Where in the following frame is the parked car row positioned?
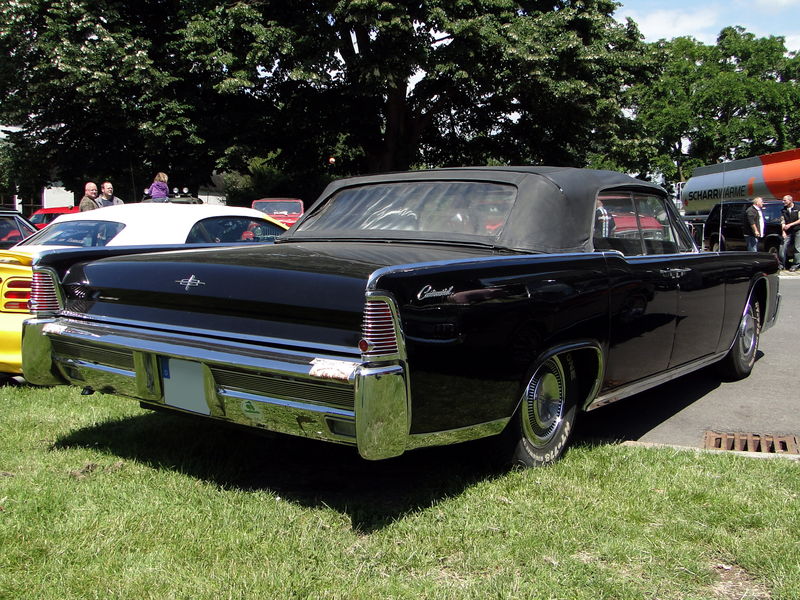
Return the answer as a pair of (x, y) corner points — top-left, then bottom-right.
(0, 203), (287, 375)
(16, 167), (780, 470)
(703, 199), (785, 254)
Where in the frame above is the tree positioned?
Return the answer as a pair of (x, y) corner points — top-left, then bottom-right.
(1, 1), (652, 203)
(627, 27), (800, 185)
(0, 0), (223, 201)
(179, 0), (653, 174)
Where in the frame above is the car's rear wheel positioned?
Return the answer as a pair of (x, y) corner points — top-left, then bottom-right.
(507, 354), (578, 468)
(719, 296), (761, 380)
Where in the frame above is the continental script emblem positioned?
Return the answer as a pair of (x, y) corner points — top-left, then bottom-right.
(417, 284), (454, 300)
(175, 274), (206, 291)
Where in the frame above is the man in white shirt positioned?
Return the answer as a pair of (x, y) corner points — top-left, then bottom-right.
(744, 196), (765, 252)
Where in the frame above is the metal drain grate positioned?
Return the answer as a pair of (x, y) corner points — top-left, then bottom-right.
(704, 431), (800, 454)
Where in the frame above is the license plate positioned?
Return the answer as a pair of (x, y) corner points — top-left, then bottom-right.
(161, 358), (210, 415)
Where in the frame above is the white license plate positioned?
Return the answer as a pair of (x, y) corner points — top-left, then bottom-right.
(161, 358), (210, 415)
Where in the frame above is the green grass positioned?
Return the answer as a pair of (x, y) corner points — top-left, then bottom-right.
(1, 381), (798, 599)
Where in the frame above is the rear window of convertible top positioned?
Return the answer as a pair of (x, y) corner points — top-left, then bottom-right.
(296, 181), (517, 238)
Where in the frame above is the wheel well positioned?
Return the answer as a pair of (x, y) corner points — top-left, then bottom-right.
(751, 278), (768, 327)
(561, 347), (602, 412)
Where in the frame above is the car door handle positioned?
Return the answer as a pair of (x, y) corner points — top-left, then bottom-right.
(659, 268), (691, 279)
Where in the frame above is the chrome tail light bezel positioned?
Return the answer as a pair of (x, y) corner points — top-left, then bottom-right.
(361, 294), (406, 361)
(29, 266), (64, 316)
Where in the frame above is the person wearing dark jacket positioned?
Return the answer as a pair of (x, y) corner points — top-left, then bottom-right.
(78, 181), (100, 211)
(743, 196), (765, 252)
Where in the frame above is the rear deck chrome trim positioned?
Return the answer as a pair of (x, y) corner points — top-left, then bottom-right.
(56, 311), (360, 359)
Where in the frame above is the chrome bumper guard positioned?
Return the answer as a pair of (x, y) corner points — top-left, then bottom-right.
(22, 318), (410, 460)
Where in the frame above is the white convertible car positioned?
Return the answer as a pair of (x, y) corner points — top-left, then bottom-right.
(14, 203), (287, 250)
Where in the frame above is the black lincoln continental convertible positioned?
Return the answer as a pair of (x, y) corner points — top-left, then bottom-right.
(22, 167), (780, 467)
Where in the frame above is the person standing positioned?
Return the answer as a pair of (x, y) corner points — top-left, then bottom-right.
(594, 198), (616, 238)
(78, 181), (100, 211)
(146, 172), (169, 202)
(97, 181), (124, 207)
(743, 196), (765, 252)
(780, 194), (800, 270)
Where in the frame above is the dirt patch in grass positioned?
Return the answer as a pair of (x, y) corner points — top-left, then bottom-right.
(711, 563), (771, 599)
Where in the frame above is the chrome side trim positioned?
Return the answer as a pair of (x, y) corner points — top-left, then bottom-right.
(366, 252), (604, 291)
(587, 350), (727, 411)
(407, 417), (510, 450)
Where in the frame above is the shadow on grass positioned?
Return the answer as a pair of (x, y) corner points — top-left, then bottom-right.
(52, 360), (738, 531)
(53, 410), (509, 533)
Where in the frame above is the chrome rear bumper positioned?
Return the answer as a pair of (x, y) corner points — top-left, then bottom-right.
(22, 317), (409, 460)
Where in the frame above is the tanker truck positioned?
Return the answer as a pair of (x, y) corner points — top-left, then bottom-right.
(681, 148), (800, 250)
(681, 148), (800, 216)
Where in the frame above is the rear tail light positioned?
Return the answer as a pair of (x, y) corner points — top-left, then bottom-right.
(30, 270), (62, 315)
(360, 298), (399, 357)
(2, 278), (31, 312)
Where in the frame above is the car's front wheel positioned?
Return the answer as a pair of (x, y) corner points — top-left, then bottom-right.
(719, 296), (761, 380)
(507, 354), (578, 468)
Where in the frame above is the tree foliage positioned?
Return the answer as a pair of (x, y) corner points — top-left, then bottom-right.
(0, 0), (652, 203)
(628, 27), (800, 184)
(2, 2), (798, 204)
(0, 0), (223, 201)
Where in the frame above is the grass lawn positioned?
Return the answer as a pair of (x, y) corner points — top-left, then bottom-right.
(1, 381), (798, 599)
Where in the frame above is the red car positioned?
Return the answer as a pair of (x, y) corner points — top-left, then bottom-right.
(251, 198), (304, 227)
(29, 206), (80, 229)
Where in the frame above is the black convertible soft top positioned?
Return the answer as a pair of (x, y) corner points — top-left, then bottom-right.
(283, 166), (667, 253)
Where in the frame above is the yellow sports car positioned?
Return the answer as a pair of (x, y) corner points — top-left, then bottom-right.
(0, 250), (36, 373)
(0, 203), (288, 376)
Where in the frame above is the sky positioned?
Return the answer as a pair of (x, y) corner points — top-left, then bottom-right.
(614, 0), (800, 52)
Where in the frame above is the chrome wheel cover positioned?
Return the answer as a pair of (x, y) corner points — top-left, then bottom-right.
(738, 304), (757, 359)
(521, 357), (566, 448)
